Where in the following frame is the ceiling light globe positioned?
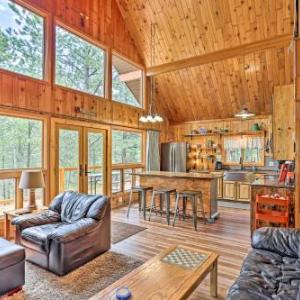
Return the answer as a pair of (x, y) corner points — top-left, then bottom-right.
(139, 116), (148, 123)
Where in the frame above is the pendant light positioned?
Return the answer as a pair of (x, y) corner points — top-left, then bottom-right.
(234, 107), (255, 119)
(139, 23), (163, 123)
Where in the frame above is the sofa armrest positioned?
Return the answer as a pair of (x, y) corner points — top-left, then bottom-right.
(12, 210), (61, 230)
(252, 227), (300, 258)
(48, 218), (98, 243)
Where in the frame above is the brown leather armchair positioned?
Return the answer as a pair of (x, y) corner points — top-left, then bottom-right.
(12, 191), (111, 276)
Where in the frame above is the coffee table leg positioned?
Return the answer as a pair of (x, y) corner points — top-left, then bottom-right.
(210, 261), (218, 297)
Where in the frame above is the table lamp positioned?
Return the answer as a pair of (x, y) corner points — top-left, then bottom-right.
(19, 170), (45, 211)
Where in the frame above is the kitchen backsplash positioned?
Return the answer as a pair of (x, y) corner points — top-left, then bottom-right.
(224, 156), (279, 172)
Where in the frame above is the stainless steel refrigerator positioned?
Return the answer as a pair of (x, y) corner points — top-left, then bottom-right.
(161, 142), (187, 172)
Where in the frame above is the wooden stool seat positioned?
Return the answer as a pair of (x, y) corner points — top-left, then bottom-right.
(152, 188), (176, 194)
(148, 188), (177, 225)
(131, 186), (153, 192)
(173, 190), (206, 230)
(178, 190), (202, 196)
(127, 186), (153, 220)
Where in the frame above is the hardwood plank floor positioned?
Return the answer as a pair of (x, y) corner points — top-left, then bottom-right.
(111, 205), (251, 300)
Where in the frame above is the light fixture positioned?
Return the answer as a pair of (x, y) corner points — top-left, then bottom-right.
(139, 23), (163, 124)
(234, 107), (255, 119)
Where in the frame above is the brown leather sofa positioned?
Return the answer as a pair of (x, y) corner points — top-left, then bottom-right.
(12, 191), (111, 276)
(227, 227), (300, 300)
(0, 238), (25, 295)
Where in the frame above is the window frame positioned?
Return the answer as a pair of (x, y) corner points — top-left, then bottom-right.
(0, 109), (48, 214)
(111, 127), (145, 167)
(54, 20), (108, 98)
(0, 0), (49, 82)
(222, 133), (265, 167)
(111, 51), (145, 109)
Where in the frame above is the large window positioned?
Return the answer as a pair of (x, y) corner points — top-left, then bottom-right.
(55, 26), (105, 97)
(0, 0), (44, 79)
(112, 54), (143, 108)
(112, 130), (142, 165)
(0, 115), (43, 169)
(0, 114), (44, 216)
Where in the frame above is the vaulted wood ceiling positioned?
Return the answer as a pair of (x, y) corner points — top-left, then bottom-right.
(116, 0), (295, 122)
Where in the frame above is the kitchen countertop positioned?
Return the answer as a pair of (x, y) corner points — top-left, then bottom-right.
(133, 171), (222, 179)
(251, 177), (294, 189)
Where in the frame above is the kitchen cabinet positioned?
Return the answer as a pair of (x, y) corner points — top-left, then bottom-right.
(223, 180), (251, 202)
(217, 176), (223, 199)
(237, 182), (251, 201)
(273, 85), (295, 160)
(223, 181), (236, 200)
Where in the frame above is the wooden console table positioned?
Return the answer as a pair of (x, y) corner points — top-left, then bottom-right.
(4, 206), (48, 240)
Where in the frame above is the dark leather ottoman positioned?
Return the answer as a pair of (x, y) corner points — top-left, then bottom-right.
(0, 238), (25, 296)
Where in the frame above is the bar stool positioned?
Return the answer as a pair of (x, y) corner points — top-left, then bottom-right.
(173, 190), (206, 230)
(148, 188), (176, 225)
(127, 186), (153, 220)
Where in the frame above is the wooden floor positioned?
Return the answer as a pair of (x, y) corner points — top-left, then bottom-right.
(111, 205), (251, 300)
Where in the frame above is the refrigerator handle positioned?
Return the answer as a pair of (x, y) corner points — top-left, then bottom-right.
(172, 145), (176, 172)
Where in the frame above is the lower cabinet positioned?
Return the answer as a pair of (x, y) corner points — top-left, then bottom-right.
(223, 181), (237, 200)
(237, 183), (251, 201)
(223, 181), (251, 202)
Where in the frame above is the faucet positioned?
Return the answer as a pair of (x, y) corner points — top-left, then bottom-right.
(239, 156), (244, 171)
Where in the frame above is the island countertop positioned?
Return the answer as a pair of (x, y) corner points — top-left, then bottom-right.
(133, 171), (222, 179)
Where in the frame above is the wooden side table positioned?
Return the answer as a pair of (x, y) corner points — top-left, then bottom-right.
(4, 206), (48, 240)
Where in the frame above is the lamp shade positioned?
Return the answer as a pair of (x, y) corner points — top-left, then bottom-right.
(19, 170), (45, 189)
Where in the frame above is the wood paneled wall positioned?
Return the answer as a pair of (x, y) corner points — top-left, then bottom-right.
(0, 0), (169, 133)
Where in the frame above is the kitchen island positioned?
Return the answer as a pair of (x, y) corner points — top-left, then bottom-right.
(135, 171), (221, 222)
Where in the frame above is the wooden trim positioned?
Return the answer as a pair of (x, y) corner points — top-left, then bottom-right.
(146, 35), (292, 76)
(106, 48), (112, 100)
(295, 38), (300, 228)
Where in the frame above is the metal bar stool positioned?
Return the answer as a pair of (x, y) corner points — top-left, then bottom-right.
(173, 190), (206, 230)
(148, 188), (176, 225)
(127, 186), (153, 220)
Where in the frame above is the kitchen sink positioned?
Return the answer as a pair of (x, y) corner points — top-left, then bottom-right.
(223, 171), (255, 182)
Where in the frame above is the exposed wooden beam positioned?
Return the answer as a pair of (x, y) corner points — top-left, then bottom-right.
(119, 70), (142, 82)
(146, 34), (292, 76)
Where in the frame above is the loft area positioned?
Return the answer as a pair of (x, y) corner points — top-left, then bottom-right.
(0, 0), (299, 300)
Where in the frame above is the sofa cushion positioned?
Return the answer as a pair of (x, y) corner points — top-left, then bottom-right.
(0, 238), (25, 270)
(86, 196), (108, 221)
(60, 192), (100, 223)
(252, 227), (300, 259)
(21, 223), (64, 252)
(227, 249), (300, 300)
(49, 192), (65, 214)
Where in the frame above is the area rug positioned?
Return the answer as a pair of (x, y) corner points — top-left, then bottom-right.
(112, 221), (147, 244)
(11, 252), (143, 300)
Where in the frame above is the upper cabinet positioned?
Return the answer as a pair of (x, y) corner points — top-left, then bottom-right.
(273, 85), (295, 160)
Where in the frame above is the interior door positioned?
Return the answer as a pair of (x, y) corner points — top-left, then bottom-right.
(57, 125), (83, 193)
(84, 128), (107, 195)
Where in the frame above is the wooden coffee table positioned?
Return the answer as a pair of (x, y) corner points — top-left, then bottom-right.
(90, 245), (219, 300)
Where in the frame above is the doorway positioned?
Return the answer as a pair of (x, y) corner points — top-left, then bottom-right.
(55, 124), (107, 196)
